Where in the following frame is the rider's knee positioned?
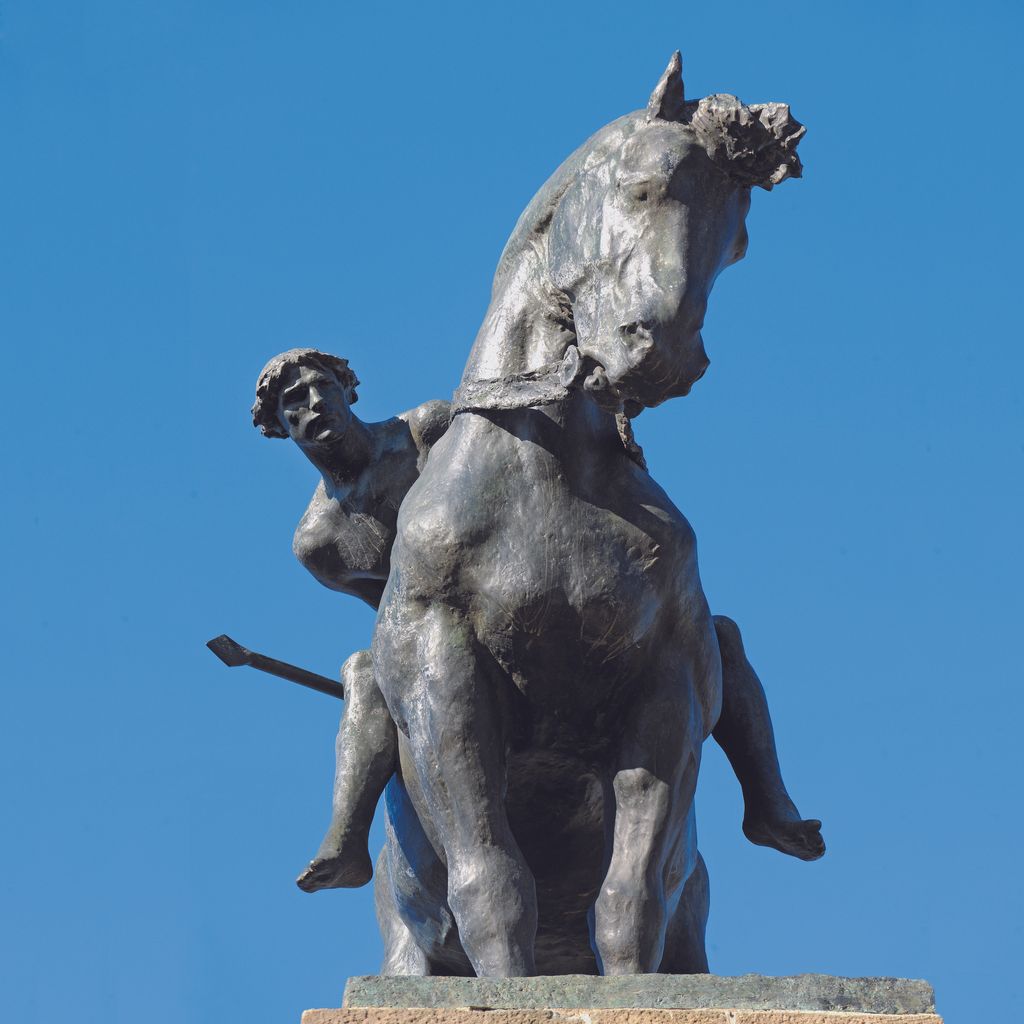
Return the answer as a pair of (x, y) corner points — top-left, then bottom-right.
(341, 648), (374, 690)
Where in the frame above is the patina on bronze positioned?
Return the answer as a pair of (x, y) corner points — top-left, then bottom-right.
(216, 52), (820, 978)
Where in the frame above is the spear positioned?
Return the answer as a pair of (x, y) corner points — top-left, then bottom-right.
(205, 634), (345, 700)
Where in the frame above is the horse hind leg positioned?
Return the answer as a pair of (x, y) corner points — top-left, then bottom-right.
(375, 835), (474, 977)
(377, 767), (475, 976)
(375, 603), (538, 977)
(660, 849), (710, 974)
(375, 847), (433, 976)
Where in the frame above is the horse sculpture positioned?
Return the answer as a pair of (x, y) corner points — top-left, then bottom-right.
(366, 53), (811, 978)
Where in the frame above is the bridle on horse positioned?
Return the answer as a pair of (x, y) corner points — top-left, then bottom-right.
(450, 345), (648, 471)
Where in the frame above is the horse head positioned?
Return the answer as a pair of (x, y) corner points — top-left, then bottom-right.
(543, 52), (805, 411)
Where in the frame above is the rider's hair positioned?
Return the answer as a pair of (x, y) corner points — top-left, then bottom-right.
(251, 348), (360, 439)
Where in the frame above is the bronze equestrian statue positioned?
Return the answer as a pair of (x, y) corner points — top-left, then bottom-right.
(248, 53), (819, 978)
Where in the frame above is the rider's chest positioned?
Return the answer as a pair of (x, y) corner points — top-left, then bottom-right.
(296, 495), (395, 580)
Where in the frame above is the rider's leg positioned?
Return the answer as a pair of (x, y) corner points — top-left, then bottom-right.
(593, 670), (700, 974)
(297, 649), (398, 891)
(712, 615), (824, 862)
(376, 603), (537, 977)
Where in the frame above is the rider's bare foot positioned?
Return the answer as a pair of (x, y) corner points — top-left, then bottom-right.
(743, 801), (825, 862)
(296, 834), (373, 891)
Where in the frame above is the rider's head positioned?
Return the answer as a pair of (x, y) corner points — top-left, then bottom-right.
(252, 348), (360, 446)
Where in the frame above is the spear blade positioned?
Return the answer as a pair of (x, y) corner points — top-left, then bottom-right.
(205, 634), (346, 701)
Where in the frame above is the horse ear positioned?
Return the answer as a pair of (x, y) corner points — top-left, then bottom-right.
(647, 51), (686, 121)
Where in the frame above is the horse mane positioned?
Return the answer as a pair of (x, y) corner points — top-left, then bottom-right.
(492, 113), (644, 293)
(491, 89), (803, 295)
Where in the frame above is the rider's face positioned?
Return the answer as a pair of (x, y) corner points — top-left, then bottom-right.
(276, 363), (353, 445)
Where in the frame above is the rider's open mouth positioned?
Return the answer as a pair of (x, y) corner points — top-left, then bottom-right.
(306, 416), (333, 440)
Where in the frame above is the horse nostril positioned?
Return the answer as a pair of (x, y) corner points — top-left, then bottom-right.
(620, 321), (654, 339)
(619, 321), (655, 355)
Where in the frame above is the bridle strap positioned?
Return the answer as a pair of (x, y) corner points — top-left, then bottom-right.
(450, 359), (574, 416)
(450, 347), (648, 472)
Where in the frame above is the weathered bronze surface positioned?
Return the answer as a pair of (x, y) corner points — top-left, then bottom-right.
(226, 52), (821, 978)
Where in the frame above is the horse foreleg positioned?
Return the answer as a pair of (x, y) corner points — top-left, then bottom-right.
(375, 604), (537, 977)
(593, 674), (700, 974)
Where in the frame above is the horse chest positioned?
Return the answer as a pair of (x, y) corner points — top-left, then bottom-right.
(396, 419), (702, 674)
(551, 502), (679, 592)
(475, 480), (698, 664)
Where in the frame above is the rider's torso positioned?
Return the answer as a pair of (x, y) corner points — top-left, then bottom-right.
(293, 481), (397, 604)
(292, 405), (449, 608)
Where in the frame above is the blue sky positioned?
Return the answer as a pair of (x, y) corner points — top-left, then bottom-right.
(2, 3), (1021, 1022)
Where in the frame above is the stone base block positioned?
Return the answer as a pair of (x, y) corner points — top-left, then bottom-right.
(305, 975), (943, 1024)
(302, 1010), (943, 1024)
(334, 975), (939, 1020)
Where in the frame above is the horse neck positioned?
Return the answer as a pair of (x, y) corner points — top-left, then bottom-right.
(459, 245), (624, 459)
(461, 247), (572, 383)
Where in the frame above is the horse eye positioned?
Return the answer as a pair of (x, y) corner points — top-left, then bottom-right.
(618, 179), (652, 203)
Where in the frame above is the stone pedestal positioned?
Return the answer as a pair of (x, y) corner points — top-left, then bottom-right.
(303, 976), (942, 1024)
